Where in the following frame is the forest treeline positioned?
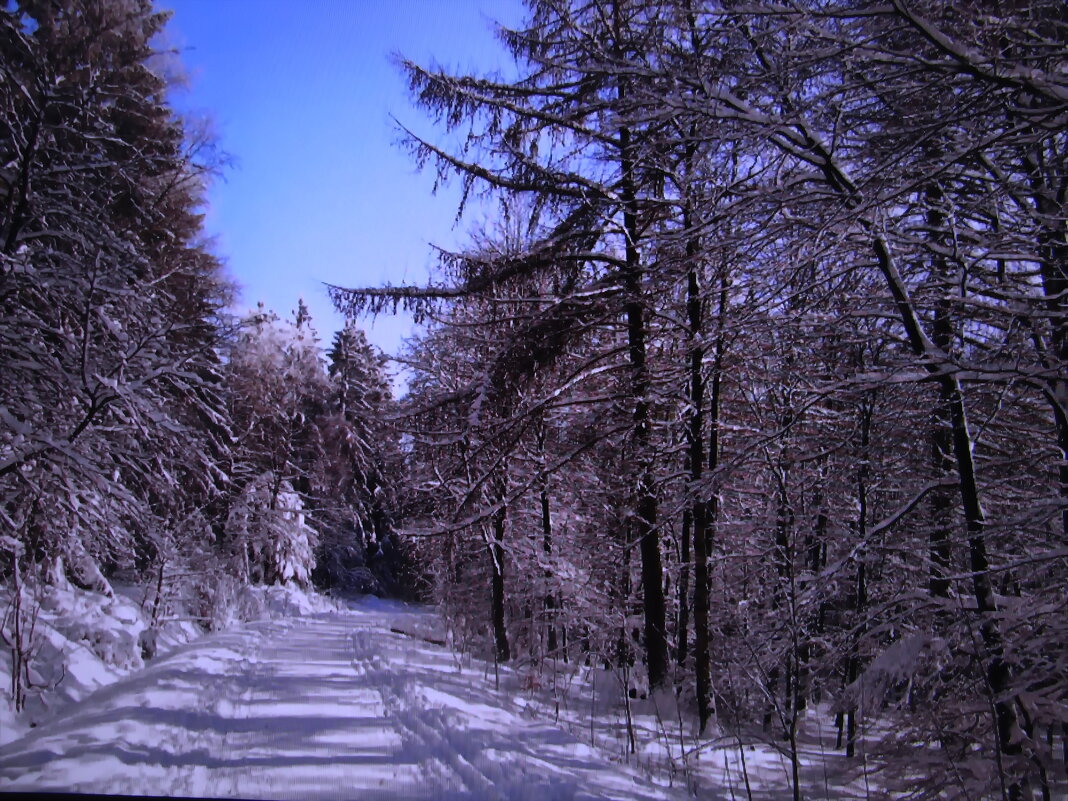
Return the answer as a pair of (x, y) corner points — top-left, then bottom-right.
(330, 1), (1068, 799)
(0, 0), (410, 698)
(2, 0), (1067, 798)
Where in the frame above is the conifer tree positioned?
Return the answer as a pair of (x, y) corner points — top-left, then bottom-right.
(1, 0), (231, 590)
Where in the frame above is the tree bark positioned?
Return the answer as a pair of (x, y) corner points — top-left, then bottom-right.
(540, 468), (557, 656)
(676, 505), (691, 666)
(490, 500), (511, 664)
(846, 396), (873, 758)
(619, 106), (668, 691)
(927, 187), (955, 598)
(685, 223), (722, 732)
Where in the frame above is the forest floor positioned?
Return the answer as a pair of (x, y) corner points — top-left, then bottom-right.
(0, 597), (719, 800)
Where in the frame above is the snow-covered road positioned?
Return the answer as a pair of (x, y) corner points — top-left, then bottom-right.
(0, 599), (686, 800)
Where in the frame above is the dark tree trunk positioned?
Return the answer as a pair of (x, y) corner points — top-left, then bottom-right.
(540, 471), (557, 656)
(685, 211), (710, 724)
(927, 187), (955, 598)
(619, 111), (668, 691)
(946, 384), (1020, 762)
(798, 479), (828, 709)
(676, 505), (691, 666)
(687, 251), (726, 733)
(929, 379), (955, 599)
(490, 502), (510, 664)
(846, 396), (873, 757)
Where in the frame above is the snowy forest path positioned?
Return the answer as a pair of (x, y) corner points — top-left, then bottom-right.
(0, 598), (687, 800)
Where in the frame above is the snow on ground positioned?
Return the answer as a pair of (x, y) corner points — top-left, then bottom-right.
(472, 653), (871, 801)
(0, 579), (190, 746)
(506, 663), (870, 800)
(0, 597), (699, 800)
(0, 577), (338, 747)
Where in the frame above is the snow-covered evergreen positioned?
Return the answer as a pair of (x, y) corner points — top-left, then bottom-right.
(225, 473), (316, 587)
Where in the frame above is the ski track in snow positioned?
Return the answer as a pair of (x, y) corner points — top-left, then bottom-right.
(0, 600), (687, 800)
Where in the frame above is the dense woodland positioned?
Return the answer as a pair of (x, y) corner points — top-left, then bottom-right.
(332, 1), (1068, 798)
(0, 0), (408, 701)
(2, 0), (1067, 799)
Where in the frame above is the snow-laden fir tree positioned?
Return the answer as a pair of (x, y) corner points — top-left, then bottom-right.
(312, 320), (407, 595)
(221, 304), (327, 586)
(225, 472), (315, 587)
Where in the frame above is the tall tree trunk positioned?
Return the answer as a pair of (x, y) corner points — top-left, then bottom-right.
(767, 455), (794, 736)
(619, 108), (668, 691)
(929, 380), (955, 598)
(846, 395), (873, 758)
(945, 382), (1021, 764)
(540, 469), (557, 656)
(686, 228), (726, 732)
(700, 287), (727, 725)
(677, 504), (691, 666)
(927, 187), (955, 598)
(489, 481), (510, 664)
(679, 1), (723, 729)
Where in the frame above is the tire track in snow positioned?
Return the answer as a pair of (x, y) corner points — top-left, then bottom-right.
(350, 623), (569, 801)
(1, 605), (689, 801)
(351, 625), (498, 799)
(381, 677), (506, 801)
(209, 621), (281, 800)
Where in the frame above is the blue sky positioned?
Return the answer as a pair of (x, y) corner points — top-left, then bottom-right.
(161, 0), (524, 357)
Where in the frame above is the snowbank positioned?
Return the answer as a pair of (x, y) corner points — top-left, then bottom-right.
(0, 577), (338, 746)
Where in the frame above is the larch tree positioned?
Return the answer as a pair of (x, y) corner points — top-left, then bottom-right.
(333, 0), (685, 690)
(650, 2), (1066, 795)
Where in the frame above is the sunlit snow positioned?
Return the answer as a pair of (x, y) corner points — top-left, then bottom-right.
(0, 598), (690, 800)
